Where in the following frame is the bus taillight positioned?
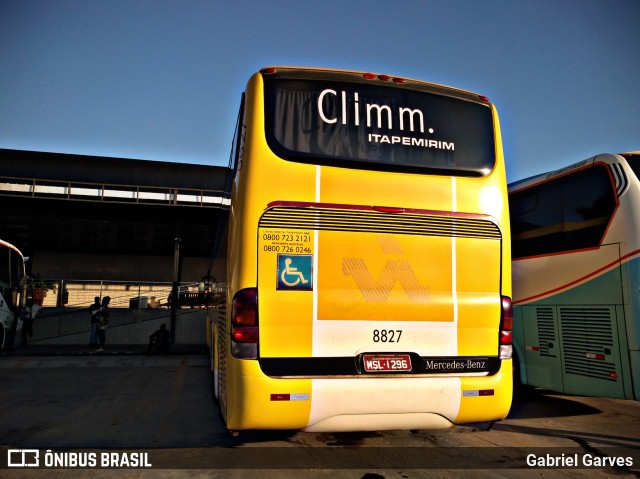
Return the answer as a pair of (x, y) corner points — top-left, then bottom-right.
(363, 73), (406, 83)
(231, 288), (258, 359)
(499, 296), (513, 359)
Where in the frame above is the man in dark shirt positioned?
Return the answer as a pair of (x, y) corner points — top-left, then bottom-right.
(89, 296), (100, 347)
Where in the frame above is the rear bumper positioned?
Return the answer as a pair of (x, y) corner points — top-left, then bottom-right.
(222, 358), (512, 431)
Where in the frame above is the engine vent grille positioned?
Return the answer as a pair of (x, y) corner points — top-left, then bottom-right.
(536, 307), (556, 357)
(560, 307), (617, 381)
(259, 206), (501, 239)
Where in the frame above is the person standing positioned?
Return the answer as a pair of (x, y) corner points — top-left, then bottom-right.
(96, 296), (111, 351)
(21, 299), (41, 345)
(89, 296), (101, 347)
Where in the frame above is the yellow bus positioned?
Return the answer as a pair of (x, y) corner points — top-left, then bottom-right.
(208, 66), (513, 432)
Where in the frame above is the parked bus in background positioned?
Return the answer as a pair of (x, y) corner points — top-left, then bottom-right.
(0, 239), (27, 350)
(510, 152), (640, 400)
(207, 66), (513, 432)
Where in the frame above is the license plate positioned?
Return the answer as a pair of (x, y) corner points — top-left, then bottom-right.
(363, 354), (412, 373)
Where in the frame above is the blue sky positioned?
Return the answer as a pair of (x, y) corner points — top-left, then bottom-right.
(1, 0), (638, 183)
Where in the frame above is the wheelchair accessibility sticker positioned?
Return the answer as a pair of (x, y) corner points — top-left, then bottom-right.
(277, 254), (313, 291)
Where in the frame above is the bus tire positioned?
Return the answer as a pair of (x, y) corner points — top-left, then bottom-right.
(210, 369), (219, 405)
(209, 336), (219, 405)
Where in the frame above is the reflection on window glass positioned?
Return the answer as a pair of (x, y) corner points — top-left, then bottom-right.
(0, 248), (10, 287)
(264, 78), (495, 176)
(510, 165), (615, 258)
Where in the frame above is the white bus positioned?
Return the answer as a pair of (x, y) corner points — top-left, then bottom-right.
(0, 239), (26, 350)
(510, 152), (640, 400)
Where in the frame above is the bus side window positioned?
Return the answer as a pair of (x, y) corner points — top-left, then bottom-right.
(510, 165), (616, 258)
(0, 247), (10, 305)
(230, 93), (246, 177)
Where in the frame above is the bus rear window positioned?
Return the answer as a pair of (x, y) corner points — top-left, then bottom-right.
(263, 78), (495, 176)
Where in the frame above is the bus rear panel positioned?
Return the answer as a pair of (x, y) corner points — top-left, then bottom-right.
(213, 67), (513, 431)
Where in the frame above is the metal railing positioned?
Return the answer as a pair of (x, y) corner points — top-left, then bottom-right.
(38, 280), (227, 310)
(0, 175), (231, 208)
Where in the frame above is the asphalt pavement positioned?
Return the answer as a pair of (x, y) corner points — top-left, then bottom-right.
(2, 342), (208, 357)
(2, 345), (640, 479)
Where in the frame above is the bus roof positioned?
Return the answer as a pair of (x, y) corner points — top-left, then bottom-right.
(0, 239), (24, 258)
(508, 153), (636, 193)
(258, 66), (493, 106)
